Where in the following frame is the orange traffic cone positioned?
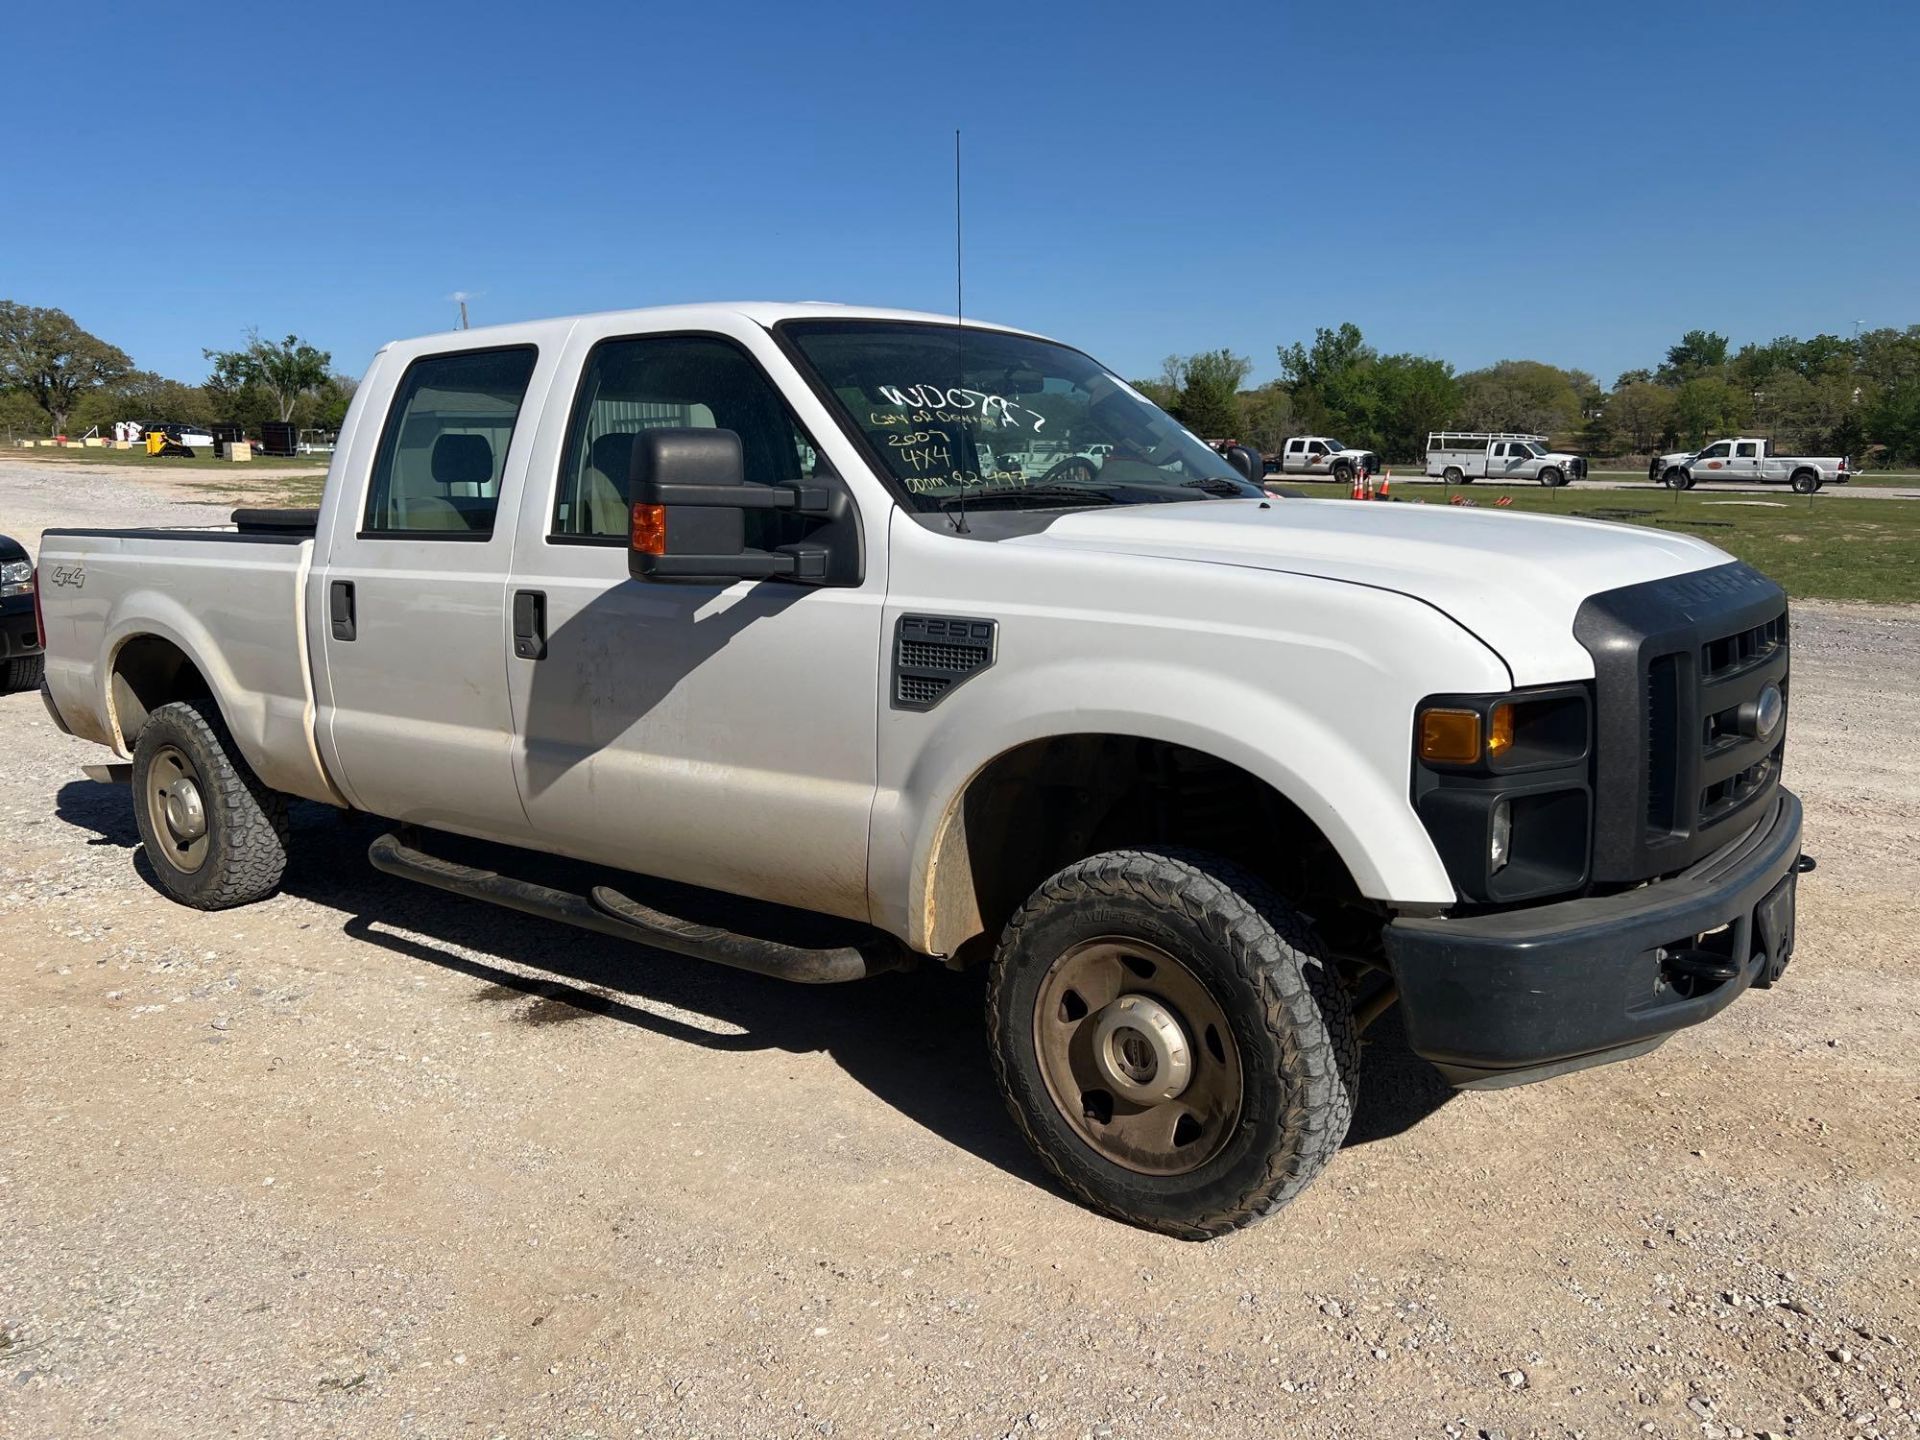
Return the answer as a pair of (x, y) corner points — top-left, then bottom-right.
(1379, 471), (1392, 500)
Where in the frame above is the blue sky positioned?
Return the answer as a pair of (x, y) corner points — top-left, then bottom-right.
(3, 1), (1913, 389)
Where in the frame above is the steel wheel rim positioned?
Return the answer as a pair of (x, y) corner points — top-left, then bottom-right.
(144, 744), (210, 874)
(1031, 936), (1243, 1176)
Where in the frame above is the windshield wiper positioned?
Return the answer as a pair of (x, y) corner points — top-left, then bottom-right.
(937, 485), (1125, 515)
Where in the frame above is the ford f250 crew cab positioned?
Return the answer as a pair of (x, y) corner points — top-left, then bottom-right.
(1650, 437), (1851, 493)
(1271, 435), (1381, 483)
(36, 303), (1807, 1237)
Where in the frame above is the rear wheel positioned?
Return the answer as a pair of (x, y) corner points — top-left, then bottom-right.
(1791, 469), (1822, 494)
(3, 654), (43, 693)
(131, 697), (289, 909)
(1442, 466), (1464, 485)
(987, 848), (1358, 1238)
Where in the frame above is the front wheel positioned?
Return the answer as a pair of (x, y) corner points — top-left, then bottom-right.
(1664, 467), (1693, 490)
(131, 697), (289, 909)
(1330, 462), (1353, 486)
(1537, 467), (1565, 487)
(987, 849), (1358, 1238)
(1791, 470), (1822, 494)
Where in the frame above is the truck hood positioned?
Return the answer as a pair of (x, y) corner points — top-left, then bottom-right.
(1005, 497), (1730, 686)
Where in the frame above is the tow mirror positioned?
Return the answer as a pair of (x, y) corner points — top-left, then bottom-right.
(627, 429), (835, 585)
(1223, 445), (1262, 483)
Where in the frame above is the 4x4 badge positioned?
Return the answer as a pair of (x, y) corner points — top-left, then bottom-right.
(50, 565), (86, 589)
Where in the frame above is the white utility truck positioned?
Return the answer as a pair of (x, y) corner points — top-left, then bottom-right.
(1649, 438), (1851, 493)
(1271, 435), (1381, 483)
(1426, 432), (1587, 486)
(35, 303), (1806, 1237)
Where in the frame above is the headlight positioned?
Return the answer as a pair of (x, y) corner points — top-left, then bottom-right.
(1413, 687), (1592, 903)
(0, 559), (31, 598)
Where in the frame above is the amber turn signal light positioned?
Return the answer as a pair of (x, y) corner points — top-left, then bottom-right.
(630, 502), (667, 556)
(1488, 702), (1515, 759)
(1418, 707), (1482, 765)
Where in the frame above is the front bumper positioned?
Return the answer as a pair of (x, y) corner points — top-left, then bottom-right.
(1383, 789), (1802, 1088)
(0, 594), (38, 660)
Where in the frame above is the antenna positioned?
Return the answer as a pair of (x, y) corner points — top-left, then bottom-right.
(949, 128), (970, 533)
(954, 129), (964, 328)
(459, 297), (470, 330)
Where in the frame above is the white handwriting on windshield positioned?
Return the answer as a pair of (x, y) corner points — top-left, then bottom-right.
(877, 385), (1046, 431)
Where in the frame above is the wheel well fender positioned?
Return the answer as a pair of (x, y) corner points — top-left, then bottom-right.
(99, 588), (343, 804)
(894, 690), (1461, 958)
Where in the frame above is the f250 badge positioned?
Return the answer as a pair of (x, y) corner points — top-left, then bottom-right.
(50, 565), (85, 589)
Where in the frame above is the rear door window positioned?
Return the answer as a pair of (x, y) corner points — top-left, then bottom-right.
(363, 347), (538, 537)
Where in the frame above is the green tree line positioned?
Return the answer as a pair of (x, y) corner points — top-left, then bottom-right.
(1139, 322), (1920, 468)
(0, 301), (354, 440)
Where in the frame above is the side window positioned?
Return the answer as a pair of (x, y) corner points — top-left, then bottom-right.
(1307, 441), (1327, 456)
(364, 347), (537, 536)
(1735, 441), (1759, 458)
(1287, 440), (1303, 455)
(553, 334), (823, 541)
(1700, 442), (1731, 459)
(1491, 443), (1507, 458)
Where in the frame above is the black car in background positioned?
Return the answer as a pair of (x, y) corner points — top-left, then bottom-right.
(0, 533), (43, 692)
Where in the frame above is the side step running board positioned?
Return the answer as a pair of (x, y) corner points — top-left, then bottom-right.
(367, 832), (905, 984)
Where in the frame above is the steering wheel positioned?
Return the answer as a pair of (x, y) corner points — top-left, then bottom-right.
(1039, 455), (1100, 486)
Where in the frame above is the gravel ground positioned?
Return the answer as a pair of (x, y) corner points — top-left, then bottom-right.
(1, 462), (1916, 1439)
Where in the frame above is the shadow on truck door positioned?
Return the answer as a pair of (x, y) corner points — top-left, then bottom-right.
(56, 780), (1455, 1197)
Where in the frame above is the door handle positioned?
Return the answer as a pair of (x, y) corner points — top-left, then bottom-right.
(329, 580), (356, 642)
(512, 589), (547, 660)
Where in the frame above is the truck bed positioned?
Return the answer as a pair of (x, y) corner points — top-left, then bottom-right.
(37, 525), (341, 805)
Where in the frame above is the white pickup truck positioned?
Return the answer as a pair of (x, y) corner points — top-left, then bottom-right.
(36, 303), (1807, 1237)
(1426, 432), (1588, 487)
(1270, 435), (1381, 483)
(1650, 437), (1851, 493)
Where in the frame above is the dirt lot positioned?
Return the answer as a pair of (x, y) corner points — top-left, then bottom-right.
(2, 460), (1916, 1439)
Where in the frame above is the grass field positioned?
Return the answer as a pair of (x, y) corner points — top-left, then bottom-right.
(1391, 486), (1920, 604)
(1581, 468), (1917, 489)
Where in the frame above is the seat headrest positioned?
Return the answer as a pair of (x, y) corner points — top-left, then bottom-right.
(589, 431), (640, 486)
(431, 432), (493, 487)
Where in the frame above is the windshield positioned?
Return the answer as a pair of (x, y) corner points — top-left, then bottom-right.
(1321, 440), (1346, 453)
(781, 320), (1263, 513)
(1515, 442), (1542, 457)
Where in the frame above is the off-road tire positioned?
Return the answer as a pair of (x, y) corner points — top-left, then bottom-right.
(3, 654), (43, 693)
(131, 697), (289, 909)
(1791, 469), (1822, 494)
(986, 848), (1358, 1239)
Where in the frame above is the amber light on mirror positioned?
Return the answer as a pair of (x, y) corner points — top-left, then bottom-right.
(630, 503), (667, 556)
